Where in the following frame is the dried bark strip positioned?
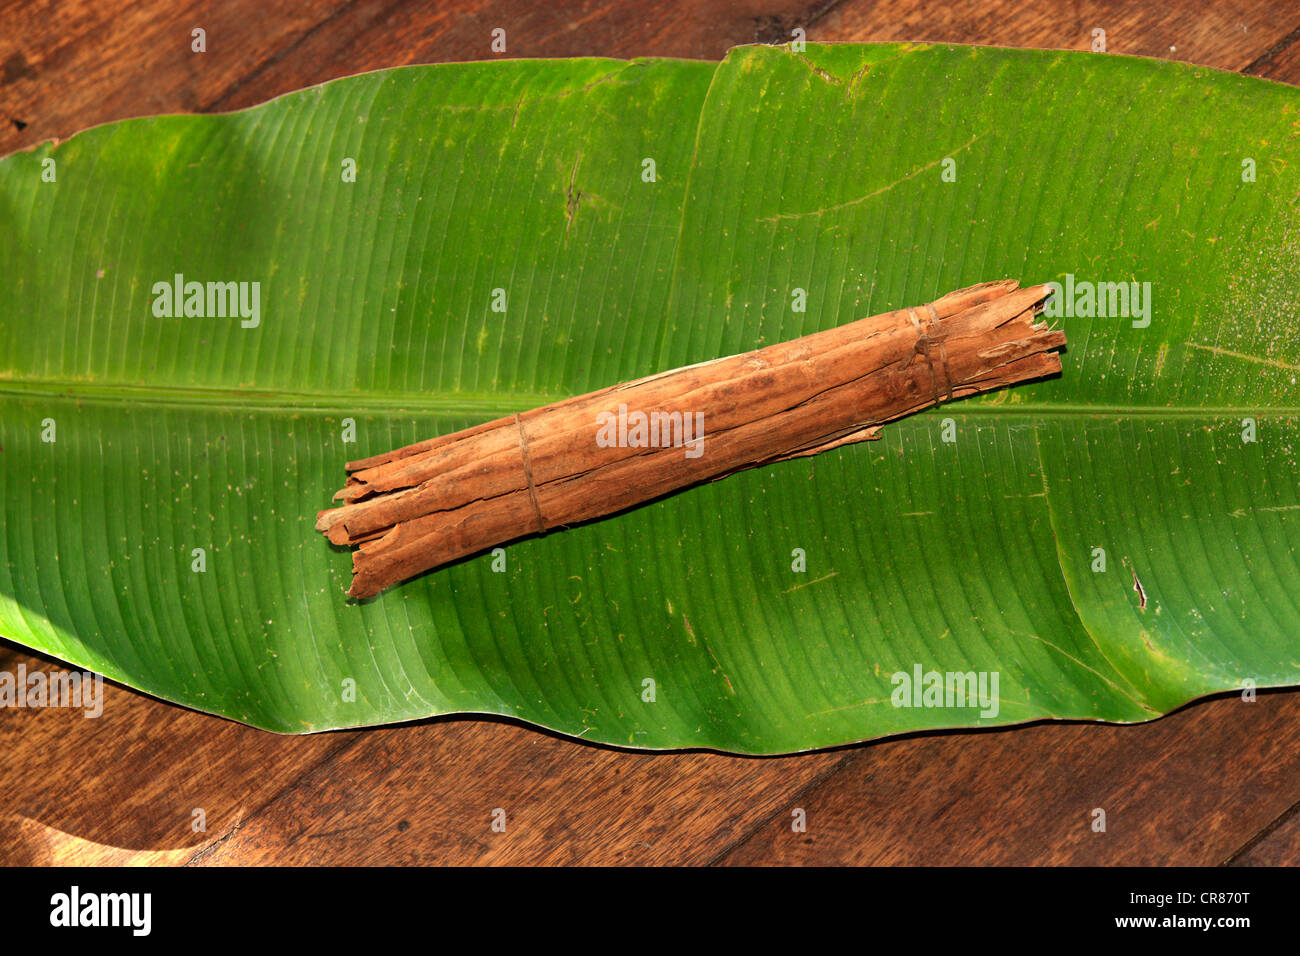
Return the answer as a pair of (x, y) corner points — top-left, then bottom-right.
(317, 279), (1066, 598)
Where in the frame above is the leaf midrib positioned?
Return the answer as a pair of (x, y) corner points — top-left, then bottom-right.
(0, 377), (1295, 418)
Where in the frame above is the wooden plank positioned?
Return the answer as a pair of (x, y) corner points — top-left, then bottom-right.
(1243, 22), (1300, 81)
(0, 0), (357, 153)
(0, 649), (843, 865)
(821, 0), (1300, 70)
(0, 649), (355, 864)
(184, 720), (846, 865)
(0, 0), (843, 155)
(715, 691), (1300, 865)
(1228, 801), (1300, 865)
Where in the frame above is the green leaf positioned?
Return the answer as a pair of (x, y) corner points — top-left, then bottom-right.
(1, 43), (1297, 752)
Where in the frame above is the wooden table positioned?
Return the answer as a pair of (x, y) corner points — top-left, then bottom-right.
(2, 0), (1299, 866)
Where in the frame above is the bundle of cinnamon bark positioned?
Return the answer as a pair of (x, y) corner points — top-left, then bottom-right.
(317, 279), (1065, 598)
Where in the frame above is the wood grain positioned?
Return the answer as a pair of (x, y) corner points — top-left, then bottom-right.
(717, 691), (1300, 865)
(184, 721), (847, 866)
(0, 647), (355, 863)
(822, 0), (1299, 70)
(2, 0), (1299, 865)
(0, 649), (845, 865)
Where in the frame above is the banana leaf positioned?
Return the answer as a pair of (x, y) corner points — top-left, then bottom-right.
(1, 42), (1297, 753)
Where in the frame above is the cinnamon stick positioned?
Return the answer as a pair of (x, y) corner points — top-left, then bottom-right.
(317, 279), (1065, 598)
